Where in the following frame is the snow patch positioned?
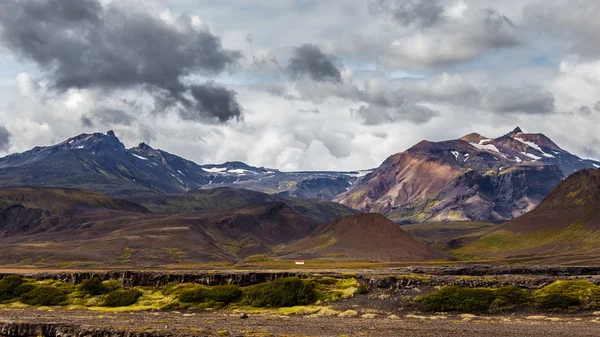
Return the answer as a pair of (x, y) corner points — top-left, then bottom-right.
(521, 152), (542, 161)
(203, 167), (227, 173)
(515, 157), (522, 163)
(469, 142), (501, 154)
(69, 140), (75, 144)
(450, 151), (459, 160)
(514, 137), (554, 158)
(478, 139), (492, 145)
(229, 169), (253, 174)
(177, 170), (185, 176)
(76, 146), (84, 149)
(132, 154), (148, 160)
(593, 164), (600, 168)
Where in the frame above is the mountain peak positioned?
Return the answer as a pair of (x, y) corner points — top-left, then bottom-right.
(507, 126), (523, 135)
(459, 132), (487, 143)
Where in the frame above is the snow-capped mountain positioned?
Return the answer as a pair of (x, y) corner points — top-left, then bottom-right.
(0, 131), (369, 199)
(335, 127), (600, 223)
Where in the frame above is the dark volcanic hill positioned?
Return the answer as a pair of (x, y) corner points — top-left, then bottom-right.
(132, 187), (355, 224)
(455, 168), (600, 262)
(0, 131), (368, 199)
(336, 127), (600, 223)
(0, 187), (324, 267)
(276, 213), (449, 262)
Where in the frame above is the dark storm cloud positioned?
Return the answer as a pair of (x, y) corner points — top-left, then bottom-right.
(81, 108), (135, 127)
(0, 0), (243, 123)
(183, 84), (242, 123)
(482, 85), (555, 114)
(0, 125), (11, 152)
(369, 0), (445, 29)
(287, 44), (342, 83)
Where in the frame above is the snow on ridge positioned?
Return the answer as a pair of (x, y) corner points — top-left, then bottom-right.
(469, 142), (501, 154)
(514, 137), (555, 158)
(229, 168), (253, 174)
(478, 139), (492, 145)
(132, 153), (148, 160)
(521, 152), (542, 161)
(203, 167), (227, 173)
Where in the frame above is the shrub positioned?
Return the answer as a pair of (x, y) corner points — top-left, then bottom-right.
(243, 277), (316, 308)
(20, 286), (67, 306)
(179, 285), (241, 304)
(102, 280), (123, 292)
(420, 286), (496, 313)
(534, 280), (600, 311)
(490, 286), (531, 312)
(103, 289), (143, 307)
(357, 283), (369, 295)
(0, 275), (25, 301)
(79, 278), (109, 295)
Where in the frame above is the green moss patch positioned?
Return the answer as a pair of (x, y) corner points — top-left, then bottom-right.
(420, 286), (531, 313)
(534, 280), (600, 311)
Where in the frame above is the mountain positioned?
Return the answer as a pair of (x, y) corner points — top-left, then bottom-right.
(0, 187), (325, 267)
(0, 131), (369, 200)
(0, 187), (150, 237)
(275, 213), (449, 262)
(133, 187), (355, 224)
(454, 168), (600, 263)
(335, 127), (600, 223)
(199, 162), (372, 200)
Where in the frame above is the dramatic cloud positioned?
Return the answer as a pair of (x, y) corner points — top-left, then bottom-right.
(524, 0), (600, 59)
(0, 125), (11, 152)
(352, 103), (440, 125)
(368, 0), (520, 68)
(481, 85), (555, 114)
(185, 84), (242, 122)
(0, 0), (598, 170)
(287, 44), (342, 82)
(0, 0), (242, 122)
(81, 108), (135, 127)
(370, 0), (445, 29)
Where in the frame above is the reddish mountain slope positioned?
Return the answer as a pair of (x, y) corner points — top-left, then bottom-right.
(336, 127), (599, 223)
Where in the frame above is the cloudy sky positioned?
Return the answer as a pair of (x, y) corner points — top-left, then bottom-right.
(0, 0), (598, 171)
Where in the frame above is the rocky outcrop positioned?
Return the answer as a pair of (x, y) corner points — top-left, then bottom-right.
(0, 323), (176, 337)
(5, 266), (600, 290)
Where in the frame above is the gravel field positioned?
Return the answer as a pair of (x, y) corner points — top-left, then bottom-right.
(2, 309), (600, 337)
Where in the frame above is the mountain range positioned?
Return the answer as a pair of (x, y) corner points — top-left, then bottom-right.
(0, 131), (369, 200)
(336, 127), (600, 223)
(0, 128), (597, 223)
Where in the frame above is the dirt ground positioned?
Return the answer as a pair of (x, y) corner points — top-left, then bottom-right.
(2, 308), (600, 337)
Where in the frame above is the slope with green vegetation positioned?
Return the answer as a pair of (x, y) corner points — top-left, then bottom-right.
(455, 169), (600, 262)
